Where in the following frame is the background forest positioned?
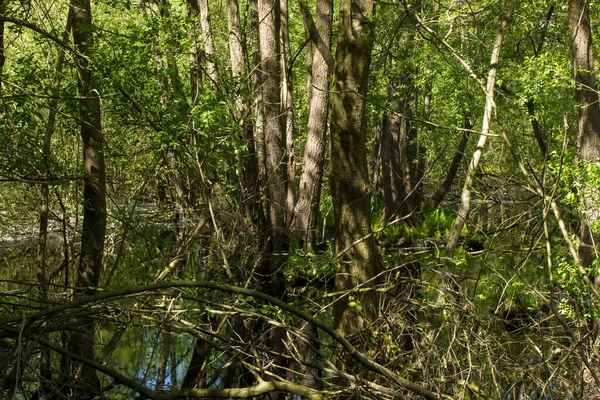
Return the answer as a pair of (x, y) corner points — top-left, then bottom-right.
(1, 0), (600, 399)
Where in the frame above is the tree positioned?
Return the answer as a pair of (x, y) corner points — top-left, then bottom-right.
(258, 0), (288, 270)
(198, 0), (219, 90)
(569, 0), (600, 269)
(6, 1), (600, 399)
(446, 0), (514, 259)
(291, 0), (333, 249)
(329, 0), (382, 337)
(69, 0), (105, 396)
(226, 0), (263, 230)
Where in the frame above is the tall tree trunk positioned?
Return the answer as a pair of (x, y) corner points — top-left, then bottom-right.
(280, 0), (296, 225)
(198, 0), (219, 90)
(227, 0), (263, 230)
(69, 0), (105, 397)
(291, 0), (333, 248)
(446, 0), (514, 259)
(330, 0), (382, 338)
(399, 92), (422, 217)
(186, 0), (203, 102)
(381, 6), (422, 225)
(250, 0), (266, 185)
(258, 1), (288, 390)
(569, 0), (600, 268)
(381, 82), (404, 224)
(258, 0), (287, 262)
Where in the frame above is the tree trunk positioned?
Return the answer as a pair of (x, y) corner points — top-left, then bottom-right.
(198, 0), (219, 90)
(258, 0), (287, 262)
(69, 0), (105, 397)
(330, 0), (382, 338)
(291, 0), (333, 248)
(258, 2), (288, 390)
(424, 115), (471, 211)
(399, 93), (422, 218)
(569, 0), (600, 268)
(280, 0), (296, 225)
(250, 0), (266, 187)
(227, 0), (264, 230)
(381, 84), (404, 224)
(181, 339), (211, 389)
(381, 7), (422, 225)
(186, 0), (203, 101)
(446, 0), (514, 259)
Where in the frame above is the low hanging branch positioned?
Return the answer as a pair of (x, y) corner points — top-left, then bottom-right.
(0, 14), (86, 60)
(0, 280), (440, 400)
(0, 322), (328, 400)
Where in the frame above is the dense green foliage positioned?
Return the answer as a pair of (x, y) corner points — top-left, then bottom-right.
(2, 0), (600, 399)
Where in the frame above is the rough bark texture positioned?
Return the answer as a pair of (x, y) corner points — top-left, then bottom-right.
(569, 0), (600, 268)
(258, 0), (287, 259)
(291, 0), (333, 248)
(257, 0), (288, 389)
(187, 0), (203, 101)
(198, 0), (219, 89)
(250, 0), (266, 185)
(381, 87), (403, 223)
(399, 95), (422, 217)
(227, 0), (263, 229)
(381, 11), (422, 225)
(330, 0), (382, 338)
(70, 0), (105, 396)
(280, 0), (296, 225)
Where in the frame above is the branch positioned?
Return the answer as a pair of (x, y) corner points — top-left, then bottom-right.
(1, 280), (440, 399)
(296, 0), (335, 71)
(0, 14), (85, 60)
(1, 322), (327, 399)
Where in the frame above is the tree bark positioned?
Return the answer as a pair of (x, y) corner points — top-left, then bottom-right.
(186, 0), (203, 101)
(330, 0), (382, 337)
(280, 0), (296, 225)
(257, 0), (288, 389)
(381, 5), (422, 225)
(69, 0), (105, 396)
(198, 0), (219, 90)
(569, 0), (600, 268)
(381, 86), (404, 223)
(227, 0), (263, 230)
(250, 0), (266, 188)
(291, 0), (333, 249)
(258, 0), (287, 261)
(399, 94), (422, 218)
